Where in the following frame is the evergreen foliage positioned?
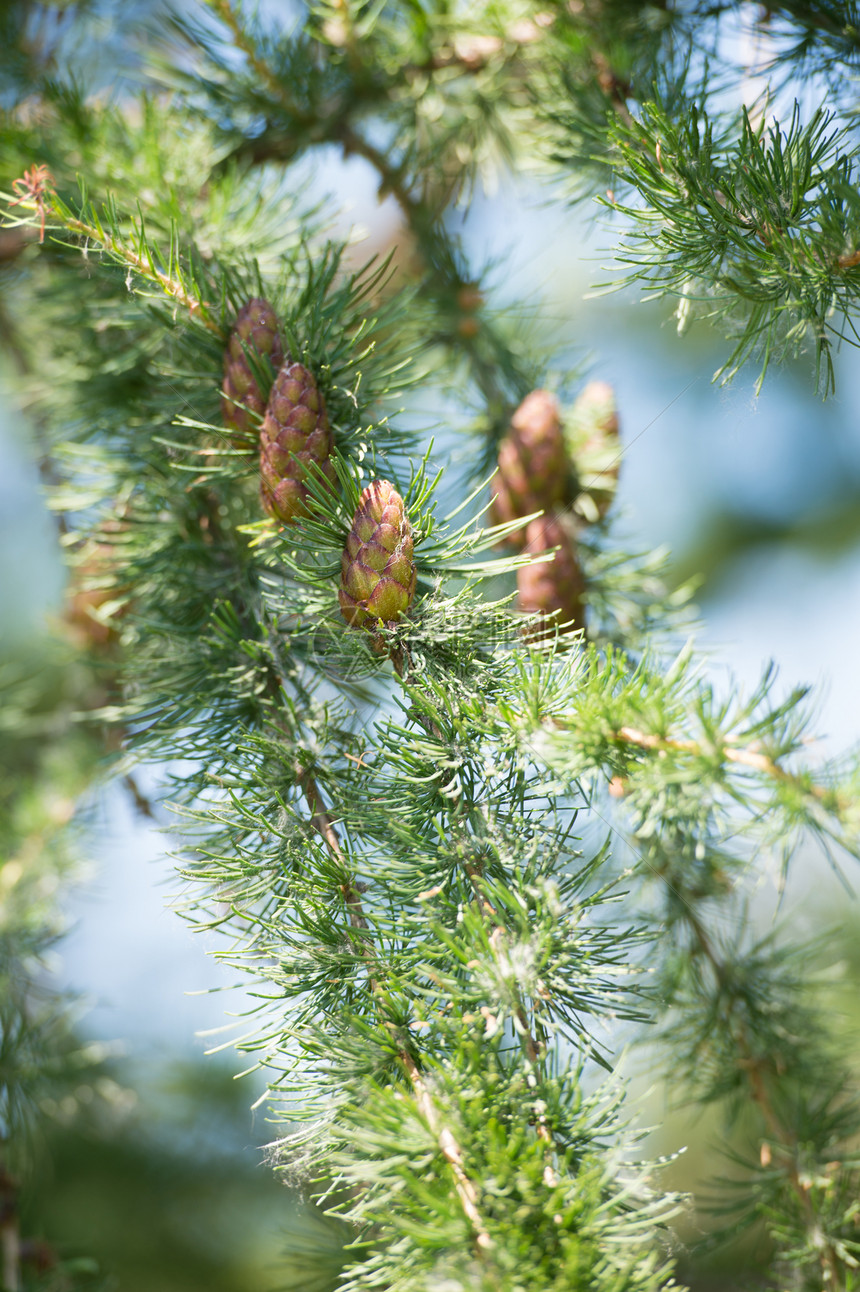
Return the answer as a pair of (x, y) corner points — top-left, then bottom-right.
(0, 648), (114, 1291)
(3, 2), (860, 1289)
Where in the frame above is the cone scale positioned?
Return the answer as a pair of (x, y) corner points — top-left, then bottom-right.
(489, 389), (570, 538)
(517, 515), (585, 637)
(221, 298), (284, 441)
(567, 380), (620, 524)
(259, 361), (334, 524)
(339, 480), (416, 629)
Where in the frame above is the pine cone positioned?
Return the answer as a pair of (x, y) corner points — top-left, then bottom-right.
(517, 515), (585, 636)
(259, 361), (334, 523)
(221, 297), (284, 441)
(567, 380), (620, 524)
(489, 390), (570, 541)
(339, 480), (416, 629)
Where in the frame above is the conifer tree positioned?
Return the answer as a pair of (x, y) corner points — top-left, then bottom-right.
(3, 2), (860, 1289)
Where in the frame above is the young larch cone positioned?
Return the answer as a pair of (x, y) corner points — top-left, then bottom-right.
(259, 361), (334, 523)
(567, 380), (620, 524)
(221, 297), (284, 440)
(339, 480), (417, 629)
(517, 515), (585, 636)
(489, 390), (570, 541)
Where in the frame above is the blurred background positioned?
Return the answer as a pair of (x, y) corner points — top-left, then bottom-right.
(2, 2), (860, 1289)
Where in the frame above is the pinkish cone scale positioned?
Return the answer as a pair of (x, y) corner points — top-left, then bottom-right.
(259, 361), (335, 524)
(489, 390), (571, 540)
(517, 515), (586, 637)
(221, 297), (284, 442)
(339, 480), (417, 630)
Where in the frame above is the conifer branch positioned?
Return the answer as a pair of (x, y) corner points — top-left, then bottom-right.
(335, 124), (418, 222)
(611, 723), (844, 812)
(680, 903), (847, 1291)
(296, 765), (376, 957)
(294, 748), (492, 1252)
(1, 185), (223, 334)
(765, 1), (860, 45)
(392, 647), (557, 1180)
(204, 0), (316, 130)
(598, 98), (860, 393)
(57, 211), (221, 332)
(398, 1051), (494, 1253)
(538, 651), (853, 842)
(196, 0), (535, 414)
(204, 3), (424, 224)
(9, 3), (860, 1285)
(206, 0), (283, 99)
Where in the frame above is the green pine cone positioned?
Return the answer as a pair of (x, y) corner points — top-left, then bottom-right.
(517, 515), (585, 636)
(566, 380), (620, 525)
(259, 361), (334, 523)
(339, 480), (417, 629)
(221, 298), (284, 441)
(489, 390), (571, 540)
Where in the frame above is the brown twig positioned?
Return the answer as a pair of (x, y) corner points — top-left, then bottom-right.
(209, 0), (278, 87)
(123, 773), (157, 821)
(591, 49), (636, 130)
(400, 1048), (494, 1249)
(607, 724), (845, 812)
(0, 228), (33, 263)
(297, 766), (371, 937)
(335, 123), (420, 221)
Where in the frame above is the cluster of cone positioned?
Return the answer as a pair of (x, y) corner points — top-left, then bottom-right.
(221, 298), (334, 525)
(222, 299), (416, 637)
(220, 301), (619, 645)
(490, 382), (620, 637)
